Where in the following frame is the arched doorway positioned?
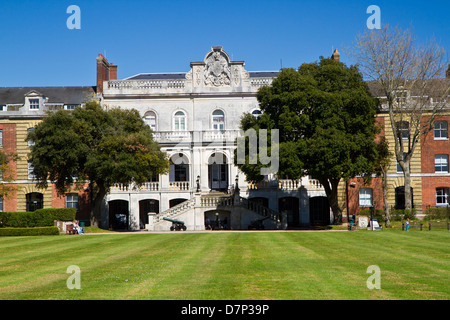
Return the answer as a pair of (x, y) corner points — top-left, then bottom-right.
(208, 153), (228, 191)
(395, 186), (414, 210)
(26, 192), (43, 212)
(278, 197), (300, 228)
(109, 200), (129, 230)
(139, 199), (159, 229)
(309, 196), (330, 226)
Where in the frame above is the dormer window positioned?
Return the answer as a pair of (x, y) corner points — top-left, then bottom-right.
(29, 99), (40, 110)
(64, 104), (78, 110)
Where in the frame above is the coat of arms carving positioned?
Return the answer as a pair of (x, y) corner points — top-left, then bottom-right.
(204, 51), (231, 87)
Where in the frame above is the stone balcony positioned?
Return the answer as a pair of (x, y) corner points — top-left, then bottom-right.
(152, 129), (241, 144)
(110, 178), (324, 195)
(103, 76), (275, 96)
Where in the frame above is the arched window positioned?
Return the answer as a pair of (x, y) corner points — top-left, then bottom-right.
(174, 111), (186, 131)
(143, 111), (157, 131)
(251, 109), (262, 118)
(212, 110), (225, 131)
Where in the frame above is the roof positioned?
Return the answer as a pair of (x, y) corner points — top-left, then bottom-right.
(248, 71), (280, 78)
(366, 79), (450, 98)
(0, 86), (96, 105)
(125, 73), (187, 80)
(124, 71), (280, 81)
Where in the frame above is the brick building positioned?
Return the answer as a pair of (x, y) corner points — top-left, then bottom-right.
(345, 72), (450, 221)
(0, 86), (96, 222)
(0, 50), (448, 229)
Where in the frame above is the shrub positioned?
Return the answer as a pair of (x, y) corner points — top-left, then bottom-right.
(390, 209), (417, 221)
(35, 208), (76, 223)
(424, 207), (450, 221)
(359, 208), (384, 222)
(0, 208), (76, 228)
(0, 227), (59, 236)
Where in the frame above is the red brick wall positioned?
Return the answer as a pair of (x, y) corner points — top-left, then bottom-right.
(0, 123), (17, 178)
(51, 183), (91, 222)
(421, 115), (450, 207)
(421, 176), (450, 207)
(0, 123), (17, 212)
(347, 177), (384, 216)
(421, 115), (450, 173)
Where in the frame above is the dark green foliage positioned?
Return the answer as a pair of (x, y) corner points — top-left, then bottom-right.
(0, 208), (76, 228)
(27, 102), (169, 226)
(424, 207), (450, 221)
(0, 227), (59, 236)
(239, 57), (381, 223)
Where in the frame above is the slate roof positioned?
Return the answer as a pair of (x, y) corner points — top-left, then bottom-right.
(0, 86), (96, 105)
(124, 71), (280, 81)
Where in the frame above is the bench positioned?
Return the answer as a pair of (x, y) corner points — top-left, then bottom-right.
(66, 224), (78, 235)
(428, 220), (450, 231)
(402, 220), (423, 231)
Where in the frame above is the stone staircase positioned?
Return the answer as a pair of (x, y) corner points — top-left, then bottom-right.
(147, 191), (282, 231)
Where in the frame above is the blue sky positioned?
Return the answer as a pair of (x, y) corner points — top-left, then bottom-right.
(0, 0), (448, 87)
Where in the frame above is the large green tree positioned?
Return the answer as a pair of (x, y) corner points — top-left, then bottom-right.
(27, 102), (169, 227)
(0, 150), (19, 201)
(238, 57), (381, 224)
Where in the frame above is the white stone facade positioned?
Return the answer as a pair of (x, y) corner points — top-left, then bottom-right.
(100, 47), (330, 231)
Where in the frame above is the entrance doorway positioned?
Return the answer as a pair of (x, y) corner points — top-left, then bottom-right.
(395, 186), (414, 209)
(26, 192), (44, 212)
(309, 196), (330, 226)
(278, 197), (300, 228)
(109, 200), (129, 230)
(139, 199), (159, 229)
(208, 153), (228, 191)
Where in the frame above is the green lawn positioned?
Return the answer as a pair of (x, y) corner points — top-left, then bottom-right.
(0, 229), (449, 300)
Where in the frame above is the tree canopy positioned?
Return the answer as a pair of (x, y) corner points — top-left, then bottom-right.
(0, 150), (19, 201)
(27, 101), (169, 226)
(238, 57), (381, 224)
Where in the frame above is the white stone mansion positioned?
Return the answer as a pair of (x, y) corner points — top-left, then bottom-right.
(99, 47), (330, 231)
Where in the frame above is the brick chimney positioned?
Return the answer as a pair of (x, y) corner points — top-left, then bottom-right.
(96, 54), (110, 94)
(331, 48), (340, 62)
(110, 63), (117, 81)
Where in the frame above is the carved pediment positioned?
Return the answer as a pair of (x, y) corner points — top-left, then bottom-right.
(204, 47), (231, 87)
(188, 46), (248, 89)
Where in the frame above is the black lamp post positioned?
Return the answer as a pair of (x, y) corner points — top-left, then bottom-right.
(196, 175), (200, 192)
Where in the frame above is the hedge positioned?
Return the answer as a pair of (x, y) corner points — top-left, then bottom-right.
(0, 227), (60, 236)
(359, 208), (416, 222)
(424, 207), (450, 221)
(0, 208), (76, 228)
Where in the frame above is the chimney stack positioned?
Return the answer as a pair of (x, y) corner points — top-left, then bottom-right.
(110, 63), (117, 81)
(331, 48), (340, 63)
(96, 54), (110, 94)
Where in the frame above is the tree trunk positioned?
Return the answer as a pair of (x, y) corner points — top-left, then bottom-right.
(403, 159), (412, 211)
(89, 183), (107, 228)
(321, 178), (342, 225)
(382, 167), (391, 227)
